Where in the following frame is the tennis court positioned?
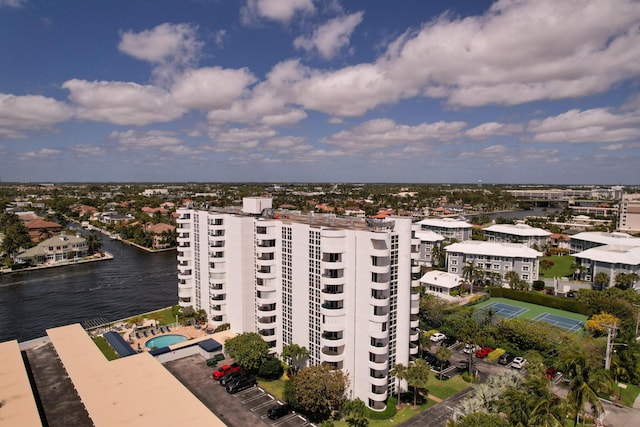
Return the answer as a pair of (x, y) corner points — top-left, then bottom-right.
(474, 297), (587, 332)
(477, 301), (528, 319)
(533, 313), (584, 332)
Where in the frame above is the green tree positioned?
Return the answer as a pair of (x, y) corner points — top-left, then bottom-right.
(223, 332), (269, 372)
(615, 272), (639, 290)
(462, 261), (483, 294)
(85, 232), (102, 255)
(282, 343), (309, 375)
(390, 363), (408, 405)
(435, 346), (452, 380)
(405, 358), (430, 406)
(594, 272), (610, 291)
(258, 356), (284, 379)
(291, 364), (348, 421)
(447, 412), (509, 427)
(342, 398), (369, 427)
(431, 243), (446, 269)
(560, 353), (607, 427)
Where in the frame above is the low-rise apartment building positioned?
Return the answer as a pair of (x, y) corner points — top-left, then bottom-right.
(445, 241), (542, 283)
(573, 245), (640, 289)
(176, 197), (420, 410)
(416, 217), (472, 241)
(619, 194), (640, 233)
(483, 223), (550, 249)
(570, 231), (640, 254)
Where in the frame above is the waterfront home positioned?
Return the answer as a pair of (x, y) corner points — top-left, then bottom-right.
(145, 223), (176, 249)
(15, 233), (88, 266)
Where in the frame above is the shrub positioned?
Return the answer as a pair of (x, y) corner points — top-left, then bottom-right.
(487, 348), (505, 363)
(424, 329), (439, 337)
(364, 397), (397, 420)
(467, 294), (490, 306)
(532, 280), (545, 291)
(488, 288), (589, 315)
(259, 357), (284, 380)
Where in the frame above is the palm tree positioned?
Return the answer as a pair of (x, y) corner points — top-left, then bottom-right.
(85, 232), (102, 255)
(405, 359), (430, 406)
(593, 272), (610, 291)
(282, 343), (309, 375)
(435, 345), (452, 380)
(560, 353), (607, 426)
(390, 363), (408, 406)
(462, 261), (477, 294)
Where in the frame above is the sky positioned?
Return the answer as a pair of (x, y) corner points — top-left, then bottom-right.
(1, 0), (640, 184)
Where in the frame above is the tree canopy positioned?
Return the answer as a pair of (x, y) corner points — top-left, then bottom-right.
(288, 364), (348, 421)
(223, 332), (269, 372)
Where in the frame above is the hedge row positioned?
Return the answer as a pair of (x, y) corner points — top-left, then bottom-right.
(365, 397), (398, 420)
(488, 288), (590, 315)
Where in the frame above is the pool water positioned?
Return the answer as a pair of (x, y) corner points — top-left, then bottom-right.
(145, 334), (187, 349)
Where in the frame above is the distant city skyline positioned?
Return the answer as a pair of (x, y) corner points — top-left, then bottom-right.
(1, 0), (640, 184)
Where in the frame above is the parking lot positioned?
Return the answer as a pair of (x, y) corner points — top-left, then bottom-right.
(163, 354), (311, 427)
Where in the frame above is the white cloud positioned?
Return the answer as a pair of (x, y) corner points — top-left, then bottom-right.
(109, 130), (183, 151)
(71, 144), (107, 157)
(0, 0), (27, 8)
(0, 93), (72, 138)
(63, 79), (186, 126)
(528, 107), (640, 143)
(323, 118), (466, 150)
(241, 0), (314, 24)
(171, 67), (256, 110)
(465, 122), (524, 140)
(294, 11), (364, 59)
(118, 23), (203, 85)
(285, 0), (640, 117)
(20, 148), (62, 159)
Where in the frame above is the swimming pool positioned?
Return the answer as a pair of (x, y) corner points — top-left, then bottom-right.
(145, 334), (187, 349)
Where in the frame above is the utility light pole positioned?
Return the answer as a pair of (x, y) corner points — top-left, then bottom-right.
(603, 322), (621, 370)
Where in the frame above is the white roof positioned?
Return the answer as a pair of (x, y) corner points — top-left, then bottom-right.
(574, 245), (640, 266)
(445, 240), (542, 258)
(484, 223), (551, 237)
(419, 270), (462, 289)
(414, 230), (445, 242)
(417, 218), (472, 229)
(571, 232), (640, 247)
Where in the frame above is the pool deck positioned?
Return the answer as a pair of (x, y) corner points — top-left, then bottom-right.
(122, 320), (217, 353)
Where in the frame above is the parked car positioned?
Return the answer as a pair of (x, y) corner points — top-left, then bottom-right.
(545, 367), (560, 379)
(212, 363), (241, 380)
(498, 353), (515, 365)
(475, 347), (494, 358)
(219, 370), (243, 386)
(422, 352), (438, 365)
(442, 336), (458, 346)
(226, 374), (257, 394)
(267, 403), (289, 420)
(511, 357), (526, 369)
(545, 288), (555, 295)
(430, 332), (446, 343)
(431, 360), (451, 372)
(463, 343), (478, 354)
(566, 291), (575, 298)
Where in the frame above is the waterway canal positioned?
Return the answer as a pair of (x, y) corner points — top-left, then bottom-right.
(0, 232), (177, 342)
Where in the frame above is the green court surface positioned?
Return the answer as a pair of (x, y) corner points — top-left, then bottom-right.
(474, 297), (587, 331)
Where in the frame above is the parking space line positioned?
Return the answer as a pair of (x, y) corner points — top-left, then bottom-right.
(273, 413), (305, 427)
(250, 398), (275, 412)
(242, 392), (268, 404)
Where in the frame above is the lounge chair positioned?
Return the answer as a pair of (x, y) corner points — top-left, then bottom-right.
(150, 329), (155, 336)
(143, 330), (148, 337)
(160, 326), (165, 333)
(135, 331), (141, 339)
(166, 325), (171, 332)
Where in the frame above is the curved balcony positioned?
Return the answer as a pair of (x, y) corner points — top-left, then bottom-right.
(208, 239), (225, 248)
(322, 316), (345, 332)
(178, 287), (191, 299)
(321, 346), (345, 363)
(369, 308), (389, 323)
(177, 235), (190, 245)
(258, 328), (276, 337)
(368, 375), (388, 387)
(370, 296), (390, 307)
(410, 328), (420, 341)
(410, 318), (419, 329)
(409, 343), (419, 355)
(210, 287), (225, 297)
(257, 250), (276, 261)
(321, 303), (345, 317)
(256, 259), (276, 270)
(257, 292), (277, 306)
(411, 291), (420, 302)
(370, 280), (390, 291)
(321, 260), (345, 271)
(410, 304), (419, 315)
(370, 264), (390, 275)
(257, 304), (277, 316)
(177, 263), (191, 273)
(322, 291), (343, 302)
(256, 239), (276, 248)
(368, 389), (388, 403)
(369, 327), (389, 340)
(320, 334), (345, 348)
(177, 271), (192, 281)
(257, 316), (277, 328)
(369, 246), (389, 257)
(368, 358), (388, 371)
(209, 265), (226, 275)
(178, 299), (191, 308)
(369, 343), (389, 356)
(177, 252), (189, 262)
(256, 269), (276, 280)
(412, 264), (421, 274)
(321, 285), (343, 296)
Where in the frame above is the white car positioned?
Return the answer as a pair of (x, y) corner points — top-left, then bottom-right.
(430, 333), (446, 343)
(511, 357), (526, 369)
(463, 343), (478, 354)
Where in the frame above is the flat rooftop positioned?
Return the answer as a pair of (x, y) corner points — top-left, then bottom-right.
(0, 340), (42, 426)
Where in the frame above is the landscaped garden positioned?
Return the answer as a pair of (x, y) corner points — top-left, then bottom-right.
(538, 255), (575, 279)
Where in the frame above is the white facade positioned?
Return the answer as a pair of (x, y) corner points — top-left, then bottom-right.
(416, 217), (473, 241)
(176, 200), (419, 410)
(484, 223), (551, 248)
(574, 245), (640, 289)
(570, 231), (640, 254)
(445, 241), (542, 284)
(619, 194), (640, 233)
(419, 270), (462, 302)
(413, 227), (445, 266)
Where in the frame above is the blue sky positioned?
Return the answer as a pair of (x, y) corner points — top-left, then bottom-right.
(1, 0), (640, 184)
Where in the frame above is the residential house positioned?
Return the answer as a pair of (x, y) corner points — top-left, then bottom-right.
(16, 233), (88, 265)
(419, 270), (462, 302)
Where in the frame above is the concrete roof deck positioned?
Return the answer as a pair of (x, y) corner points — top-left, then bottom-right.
(0, 340), (42, 426)
(47, 324), (225, 426)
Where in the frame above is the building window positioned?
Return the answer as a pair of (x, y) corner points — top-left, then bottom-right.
(522, 274), (529, 280)
(522, 265), (529, 272)
(451, 259), (457, 265)
(493, 264), (500, 270)
(451, 267), (457, 273)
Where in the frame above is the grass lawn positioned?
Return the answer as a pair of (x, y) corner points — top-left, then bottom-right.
(617, 382), (640, 407)
(539, 255), (575, 279)
(427, 373), (471, 400)
(475, 297), (588, 323)
(258, 378), (286, 400)
(331, 398), (436, 427)
(93, 336), (119, 360)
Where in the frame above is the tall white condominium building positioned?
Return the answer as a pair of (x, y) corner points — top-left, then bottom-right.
(176, 197), (420, 410)
(619, 194), (640, 234)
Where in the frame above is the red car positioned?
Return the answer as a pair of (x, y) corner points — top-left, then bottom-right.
(212, 363), (241, 380)
(475, 347), (494, 358)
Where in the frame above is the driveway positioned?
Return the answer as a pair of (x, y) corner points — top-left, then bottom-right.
(163, 354), (310, 427)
